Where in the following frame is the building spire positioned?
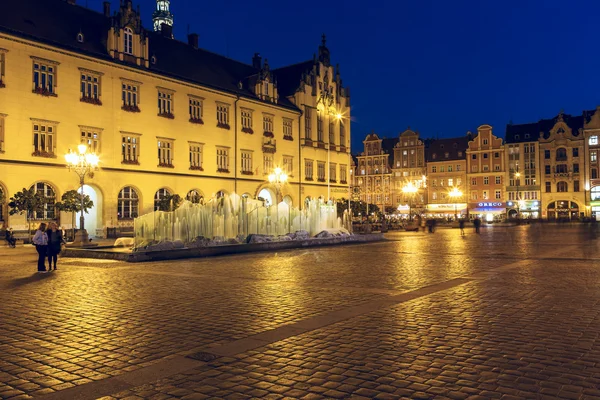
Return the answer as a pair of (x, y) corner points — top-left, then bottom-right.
(153, 0), (174, 36)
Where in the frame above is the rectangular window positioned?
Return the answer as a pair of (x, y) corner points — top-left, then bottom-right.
(574, 180), (580, 192)
(216, 103), (230, 129)
(157, 89), (174, 117)
(305, 108), (312, 139)
(121, 81), (140, 111)
(545, 182), (551, 192)
(317, 161), (326, 181)
(482, 190), (489, 200)
(283, 118), (293, 140)
(263, 114), (274, 134)
(189, 96), (204, 123)
(283, 155), (293, 176)
(329, 121), (335, 145)
(545, 150), (550, 159)
(340, 123), (346, 149)
(121, 133), (140, 164)
(495, 176), (501, 184)
(440, 166), (445, 172)
(305, 159), (313, 180)
(472, 154), (477, 159)
(447, 166), (453, 172)
(483, 139), (488, 145)
(157, 138), (174, 166)
(330, 163), (337, 182)
(0, 115), (5, 152)
(80, 127), (101, 153)
(573, 163), (579, 173)
(432, 166), (437, 173)
(471, 192), (478, 200)
(590, 136), (599, 145)
(216, 147), (230, 172)
(432, 192), (438, 200)
(573, 148), (579, 157)
(456, 164), (461, 171)
(32, 121), (56, 156)
(0, 50), (6, 86)
(592, 151), (597, 163)
(340, 164), (347, 183)
(317, 114), (323, 142)
(189, 142), (203, 170)
(239, 109), (253, 133)
(471, 178), (477, 185)
(263, 154), (273, 174)
(495, 190), (501, 199)
(471, 165), (478, 172)
(241, 150), (253, 174)
(494, 152), (500, 158)
(79, 69), (101, 104)
(448, 178), (453, 186)
(32, 58), (58, 95)
(545, 165), (551, 175)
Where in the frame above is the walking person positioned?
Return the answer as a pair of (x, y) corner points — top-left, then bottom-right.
(473, 216), (481, 234)
(32, 223), (49, 273)
(459, 218), (465, 236)
(46, 222), (65, 271)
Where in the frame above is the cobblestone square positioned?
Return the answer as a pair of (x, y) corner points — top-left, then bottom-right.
(1, 224), (599, 399)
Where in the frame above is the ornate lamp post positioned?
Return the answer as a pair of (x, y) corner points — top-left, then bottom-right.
(268, 167), (288, 234)
(449, 186), (463, 221)
(65, 144), (99, 247)
(402, 182), (418, 221)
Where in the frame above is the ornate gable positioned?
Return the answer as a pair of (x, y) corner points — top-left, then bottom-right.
(106, 0), (150, 68)
(585, 107), (600, 130)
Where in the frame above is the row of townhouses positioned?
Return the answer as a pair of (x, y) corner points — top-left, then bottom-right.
(353, 110), (600, 222)
(0, 0), (352, 236)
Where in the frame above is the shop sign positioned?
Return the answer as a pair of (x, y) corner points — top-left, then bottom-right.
(477, 202), (504, 207)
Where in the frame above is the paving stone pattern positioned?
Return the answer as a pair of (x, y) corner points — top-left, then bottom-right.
(1, 224), (599, 399)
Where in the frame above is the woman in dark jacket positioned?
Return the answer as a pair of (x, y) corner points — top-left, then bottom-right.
(46, 222), (65, 270)
(32, 223), (48, 272)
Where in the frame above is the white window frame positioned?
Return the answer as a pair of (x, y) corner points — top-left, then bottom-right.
(495, 176), (501, 184)
(591, 151), (597, 163)
(241, 150), (253, 174)
(118, 186), (139, 219)
(590, 136), (598, 146)
(79, 125), (101, 154)
(495, 190), (501, 200)
(216, 146), (230, 172)
(32, 57), (59, 95)
(157, 137), (174, 166)
(0, 49), (6, 86)
(31, 119), (57, 156)
(317, 114), (323, 142)
(283, 118), (293, 139)
(157, 88), (174, 116)
(263, 114), (274, 134)
(263, 154), (274, 175)
(189, 142), (204, 170)
(241, 108), (253, 132)
(121, 131), (140, 164)
(283, 155), (293, 176)
(79, 68), (102, 102)
(121, 79), (141, 109)
(189, 96), (204, 123)
(340, 164), (347, 183)
(330, 163), (337, 182)
(317, 161), (326, 181)
(216, 103), (230, 128)
(124, 27), (134, 55)
(305, 159), (314, 180)
(305, 108), (312, 139)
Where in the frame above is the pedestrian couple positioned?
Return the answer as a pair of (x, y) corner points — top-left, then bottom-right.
(32, 222), (65, 273)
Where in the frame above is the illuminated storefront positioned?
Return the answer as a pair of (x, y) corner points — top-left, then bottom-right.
(546, 201), (581, 221)
(506, 200), (540, 219)
(468, 202), (506, 222)
(426, 203), (467, 219)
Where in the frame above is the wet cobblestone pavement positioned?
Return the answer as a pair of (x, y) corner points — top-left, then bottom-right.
(1, 224), (599, 399)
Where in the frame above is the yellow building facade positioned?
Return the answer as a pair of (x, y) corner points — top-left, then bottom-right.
(0, 0), (351, 236)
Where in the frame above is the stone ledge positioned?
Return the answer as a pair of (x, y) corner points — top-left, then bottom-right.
(61, 234), (385, 263)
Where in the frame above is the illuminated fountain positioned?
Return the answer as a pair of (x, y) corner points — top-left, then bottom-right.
(133, 194), (351, 251)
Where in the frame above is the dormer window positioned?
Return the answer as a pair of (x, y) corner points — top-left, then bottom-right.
(124, 27), (133, 55)
(151, 55), (157, 65)
(77, 32), (84, 43)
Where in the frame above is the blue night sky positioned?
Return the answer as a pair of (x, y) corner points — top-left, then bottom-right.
(94, 0), (600, 152)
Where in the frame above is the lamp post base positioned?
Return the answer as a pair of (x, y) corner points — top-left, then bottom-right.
(66, 229), (98, 248)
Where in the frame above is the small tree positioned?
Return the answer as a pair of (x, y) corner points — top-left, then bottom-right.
(7, 187), (45, 239)
(55, 189), (94, 241)
(157, 194), (182, 212)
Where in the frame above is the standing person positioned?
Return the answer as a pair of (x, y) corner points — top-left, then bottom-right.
(32, 223), (49, 273)
(459, 219), (465, 236)
(473, 216), (481, 234)
(47, 222), (65, 271)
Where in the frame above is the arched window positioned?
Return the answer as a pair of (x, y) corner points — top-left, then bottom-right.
(556, 181), (568, 192)
(591, 187), (600, 201)
(154, 188), (171, 211)
(118, 186), (139, 219)
(124, 27), (133, 55)
(30, 182), (56, 220)
(186, 189), (203, 204)
(556, 148), (567, 161)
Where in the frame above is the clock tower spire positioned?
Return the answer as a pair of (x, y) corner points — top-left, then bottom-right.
(152, 0), (174, 36)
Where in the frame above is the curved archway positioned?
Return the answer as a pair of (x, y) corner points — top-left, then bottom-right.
(186, 189), (204, 204)
(258, 188), (274, 206)
(30, 182), (57, 220)
(118, 185), (141, 220)
(154, 187), (172, 211)
(283, 195), (293, 206)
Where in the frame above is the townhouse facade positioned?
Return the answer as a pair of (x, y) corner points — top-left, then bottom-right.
(0, 0), (351, 235)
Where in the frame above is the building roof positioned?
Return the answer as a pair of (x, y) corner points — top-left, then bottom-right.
(272, 60), (314, 97)
(425, 135), (471, 162)
(0, 0), (304, 111)
(505, 111), (595, 143)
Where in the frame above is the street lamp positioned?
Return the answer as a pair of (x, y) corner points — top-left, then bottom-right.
(402, 182), (418, 221)
(268, 167), (288, 234)
(448, 187), (463, 221)
(65, 144), (99, 247)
